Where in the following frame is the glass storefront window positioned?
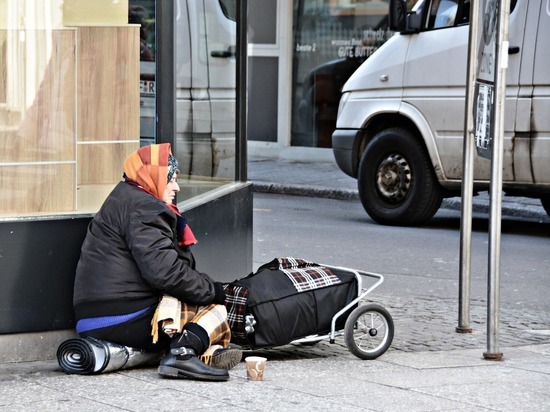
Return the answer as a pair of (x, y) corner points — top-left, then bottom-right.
(291, 0), (394, 148)
(129, 1), (156, 145)
(130, 0), (238, 203)
(174, 0), (237, 201)
(0, 1), (139, 217)
(1, 0), (240, 218)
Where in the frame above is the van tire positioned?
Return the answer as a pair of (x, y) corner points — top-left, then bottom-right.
(358, 127), (443, 226)
(540, 196), (550, 217)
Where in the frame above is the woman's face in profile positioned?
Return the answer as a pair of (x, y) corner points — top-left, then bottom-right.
(163, 175), (180, 204)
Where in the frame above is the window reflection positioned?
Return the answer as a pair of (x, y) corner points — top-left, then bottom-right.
(174, 0), (237, 201)
(1, 2), (139, 217)
(130, 1), (156, 145)
(292, 0), (393, 148)
(1, 0), (241, 217)
(129, 0), (238, 202)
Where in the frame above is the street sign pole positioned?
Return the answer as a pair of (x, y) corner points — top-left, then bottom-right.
(465, 0), (511, 360)
(483, 0), (511, 361)
(457, 0), (480, 334)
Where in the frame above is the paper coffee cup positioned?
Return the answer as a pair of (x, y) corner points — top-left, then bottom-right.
(245, 356), (267, 381)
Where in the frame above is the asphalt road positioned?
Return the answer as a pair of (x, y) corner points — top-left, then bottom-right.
(252, 192), (550, 351)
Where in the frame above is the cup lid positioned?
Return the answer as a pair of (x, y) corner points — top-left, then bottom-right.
(244, 356), (267, 362)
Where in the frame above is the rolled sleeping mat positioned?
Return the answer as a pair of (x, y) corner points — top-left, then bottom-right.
(57, 337), (162, 375)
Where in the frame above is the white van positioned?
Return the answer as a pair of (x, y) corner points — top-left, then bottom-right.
(332, 0), (550, 225)
(135, 0), (236, 179)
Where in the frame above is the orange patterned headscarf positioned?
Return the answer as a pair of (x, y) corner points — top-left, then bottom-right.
(122, 143), (198, 247)
(123, 143), (172, 200)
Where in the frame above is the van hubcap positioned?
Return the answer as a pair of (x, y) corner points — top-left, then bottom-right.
(375, 154), (411, 203)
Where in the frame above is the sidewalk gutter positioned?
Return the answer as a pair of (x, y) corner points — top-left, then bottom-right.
(251, 182), (549, 222)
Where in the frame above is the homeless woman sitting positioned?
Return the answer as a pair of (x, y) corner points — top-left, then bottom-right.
(72, 143), (241, 381)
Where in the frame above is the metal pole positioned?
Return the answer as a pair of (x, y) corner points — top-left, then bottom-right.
(235, 0), (248, 182)
(155, 0), (176, 145)
(484, 0), (510, 361)
(457, 0), (480, 334)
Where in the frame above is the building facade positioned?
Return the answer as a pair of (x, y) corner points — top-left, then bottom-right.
(247, 0), (393, 160)
(0, 0), (251, 362)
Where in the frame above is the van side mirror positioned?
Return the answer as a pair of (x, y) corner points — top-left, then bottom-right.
(389, 0), (422, 34)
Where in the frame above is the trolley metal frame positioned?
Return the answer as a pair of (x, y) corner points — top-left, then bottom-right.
(290, 265), (385, 345)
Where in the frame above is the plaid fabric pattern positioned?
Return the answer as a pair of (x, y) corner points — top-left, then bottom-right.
(223, 284), (249, 341)
(223, 258), (340, 344)
(179, 303), (231, 350)
(278, 257), (341, 292)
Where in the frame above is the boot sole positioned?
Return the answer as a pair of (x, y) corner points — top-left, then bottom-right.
(158, 365), (229, 381)
(210, 349), (242, 370)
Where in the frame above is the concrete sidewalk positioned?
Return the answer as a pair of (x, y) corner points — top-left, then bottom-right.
(1, 155), (548, 411)
(1, 342), (549, 411)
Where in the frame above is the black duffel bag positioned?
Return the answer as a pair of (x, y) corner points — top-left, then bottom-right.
(224, 257), (358, 348)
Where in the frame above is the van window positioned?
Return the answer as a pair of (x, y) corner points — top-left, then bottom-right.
(431, 0), (459, 28)
(427, 0), (517, 30)
(219, 0), (237, 21)
(426, 0), (471, 28)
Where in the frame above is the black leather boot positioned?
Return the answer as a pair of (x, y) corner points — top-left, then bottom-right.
(158, 347), (229, 381)
(158, 329), (229, 381)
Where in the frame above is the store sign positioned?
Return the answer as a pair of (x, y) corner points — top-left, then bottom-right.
(474, 0), (499, 159)
(140, 80), (155, 96)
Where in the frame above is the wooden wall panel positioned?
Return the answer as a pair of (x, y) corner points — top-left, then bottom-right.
(0, 31), (6, 102)
(0, 30), (76, 163)
(77, 142), (136, 184)
(76, 141), (138, 212)
(77, 27), (140, 143)
(76, 26), (140, 207)
(0, 164), (75, 214)
(0, 26), (139, 216)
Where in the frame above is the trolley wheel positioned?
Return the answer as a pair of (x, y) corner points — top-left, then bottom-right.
(344, 303), (394, 360)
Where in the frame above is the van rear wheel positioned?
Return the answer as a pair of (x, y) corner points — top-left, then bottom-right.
(358, 128), (443, 226)
(540, 196), (550, 217)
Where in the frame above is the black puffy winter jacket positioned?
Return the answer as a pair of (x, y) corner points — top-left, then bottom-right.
(73, 182), (218, 320)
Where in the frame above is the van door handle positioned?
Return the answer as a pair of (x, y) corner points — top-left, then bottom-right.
(508, 46), (520, 55)
(211, 46), (236, 58)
